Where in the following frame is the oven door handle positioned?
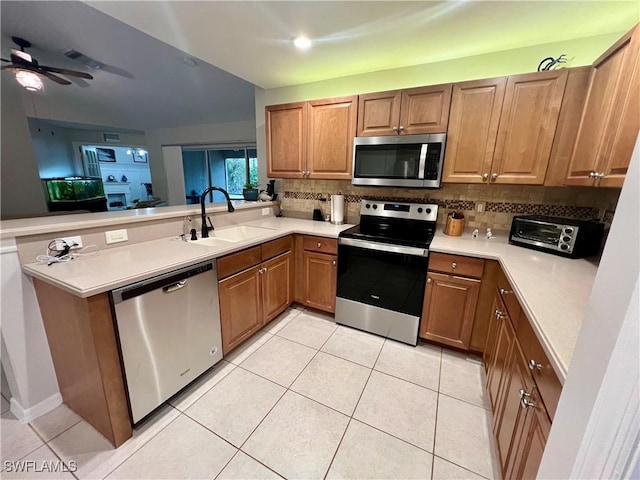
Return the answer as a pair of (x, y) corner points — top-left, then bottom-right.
(339, 237), (428, 257)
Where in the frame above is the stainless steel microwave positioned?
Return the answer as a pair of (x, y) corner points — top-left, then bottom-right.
(509, 215), (605, 258)
(352, 133), (446, 188)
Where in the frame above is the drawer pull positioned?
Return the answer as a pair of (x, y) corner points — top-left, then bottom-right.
(494, 309), (505, 320)
(317, 242), (322, 248)
(519, 388), (536, 408)
(500, 288), (513, 295)
(332, 260), (336, 266)
(529, 359), (543, 371)
(427, 277), (432, 283)
(451, 262), (457, 269)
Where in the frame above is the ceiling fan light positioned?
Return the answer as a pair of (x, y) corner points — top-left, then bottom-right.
(15, 70), (43, 91)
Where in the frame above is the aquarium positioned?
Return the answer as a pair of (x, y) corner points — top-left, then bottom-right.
(43, 177), (105, 202)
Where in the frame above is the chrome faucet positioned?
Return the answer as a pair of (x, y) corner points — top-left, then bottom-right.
(200, 186), (235, 238)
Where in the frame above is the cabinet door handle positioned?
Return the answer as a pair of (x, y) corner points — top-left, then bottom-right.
(392, 126), (399, 132)
(494, 309), (505, 320)
(332, 260), (336, 266)
(589, 171), (597, 178)
(451, 262), (457, 269)
(427, 277), (432, 283)
(482, 173), (489, 180)
(491, 173), (498, 181)
(259, 267), (267, 274)
(529, 359), (543, 371)
(398, 125), (405, 131)
(500, 288), (513, 295)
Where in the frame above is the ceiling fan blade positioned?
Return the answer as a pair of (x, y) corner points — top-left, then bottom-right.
(42, 71), (72, 85)
(40, 66), (93, 80)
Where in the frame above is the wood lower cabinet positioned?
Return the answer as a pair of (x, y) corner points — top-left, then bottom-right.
(296, 235), (338, 314)
(420, 272), (480, 350)
(219, 266), (263, 354)
(484, 277), (559, 479)
(266, 97), (356, 179)
(421, 253), (484, 350)
(262, 251), (293, 323)
(357, 84), (452, 136)
(218, 237), (293, 354)
(566, 24), (640, 188)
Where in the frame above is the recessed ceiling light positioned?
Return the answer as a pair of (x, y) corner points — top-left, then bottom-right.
(292, 36), (312, 51)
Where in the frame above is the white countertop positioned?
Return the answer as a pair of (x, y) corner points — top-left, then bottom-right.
(22, 217), (597, 383)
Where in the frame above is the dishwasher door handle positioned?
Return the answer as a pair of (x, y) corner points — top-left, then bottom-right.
(163, 280), (188, 293)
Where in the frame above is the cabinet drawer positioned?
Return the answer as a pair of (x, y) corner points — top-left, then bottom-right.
(497, 269), (522, 324)
(516, 311), (562, 420)
(262, 235), (292, 261)
(429, 252), (485, 278)
(217, 246), (261, 280)
(303, 235), (338, 255)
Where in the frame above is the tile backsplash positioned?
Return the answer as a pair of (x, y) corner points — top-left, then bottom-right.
(279, 180), (620, 230)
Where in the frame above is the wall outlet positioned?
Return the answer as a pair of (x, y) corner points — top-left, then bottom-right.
(54, 236), (83, 250)
(262, 208), (270, 216)
(105, 229), (128, 244)
(476, 202), (485, 213)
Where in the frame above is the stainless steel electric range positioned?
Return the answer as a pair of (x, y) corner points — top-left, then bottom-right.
(335, 199), (438, 345)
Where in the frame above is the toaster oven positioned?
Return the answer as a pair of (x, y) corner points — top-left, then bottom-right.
(509, 215), (605, 258)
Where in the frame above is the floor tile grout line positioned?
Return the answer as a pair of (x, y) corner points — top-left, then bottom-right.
(168, 360), (237, 412)
(95, 405), (183, 480)
(431, 347), (444, 479)
(432, 453), (491, 480)
(437, 390), (492, 411)
(213, 449), (242, 480)
(33, 414), (83, 445)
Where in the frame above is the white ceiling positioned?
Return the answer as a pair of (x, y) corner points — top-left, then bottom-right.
(2, 1), (637, 132)
(88, 1), (638, 89)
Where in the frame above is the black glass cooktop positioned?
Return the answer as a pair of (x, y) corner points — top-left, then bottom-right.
(340, 218), (436, 249)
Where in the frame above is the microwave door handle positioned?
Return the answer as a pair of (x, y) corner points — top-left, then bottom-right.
(417, 144), (428, 180)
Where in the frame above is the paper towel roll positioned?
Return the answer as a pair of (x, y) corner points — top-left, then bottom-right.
(330, 194), (344, 225)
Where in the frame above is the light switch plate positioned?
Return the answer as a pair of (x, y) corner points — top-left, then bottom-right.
(105, 229), (128, 244)
(476, 202), (485, 213)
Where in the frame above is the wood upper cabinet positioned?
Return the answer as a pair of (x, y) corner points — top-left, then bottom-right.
(442, 77), (506, 183)
(266, 102), (307, 178)
(420, 272), (481, 350)
(219, 266), (263, 354)
(266, 96), (357, 179)
(566, 25), (640, 187)
(307, 97), (357, 179)
(490, 70), (568, 185)
(357, 84), (452, 136)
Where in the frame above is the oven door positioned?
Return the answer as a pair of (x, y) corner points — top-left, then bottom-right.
(352, 134), (444, 188)
(335, 238), (429, 345)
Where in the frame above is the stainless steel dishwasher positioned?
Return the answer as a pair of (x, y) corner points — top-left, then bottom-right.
(111, 261), (223, 423)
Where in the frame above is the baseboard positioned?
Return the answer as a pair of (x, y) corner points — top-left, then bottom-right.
(10, 393), (62, 423)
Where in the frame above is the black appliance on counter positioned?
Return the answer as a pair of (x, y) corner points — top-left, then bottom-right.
(335, 199), (438, 345)
(509, 215), (605, 258)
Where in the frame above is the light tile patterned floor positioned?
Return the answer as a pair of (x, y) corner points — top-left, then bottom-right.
(1, 307), (499, 479)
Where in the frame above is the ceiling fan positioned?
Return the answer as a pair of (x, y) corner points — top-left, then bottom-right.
(1, 36), (93, 90)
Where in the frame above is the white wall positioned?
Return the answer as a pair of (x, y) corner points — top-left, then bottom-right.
(538, 134), (640, 478)
(145, 120), (257, 205)
(1, 80), (48, 219)
(0, 238), (61, 421)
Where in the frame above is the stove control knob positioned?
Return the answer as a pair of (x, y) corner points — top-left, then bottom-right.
(564, 227), (574, 234)
(426, 208), (432, 214)
(560, 244), (569, 251)
(372, 204), (378, 209)
(562, 236), (572, 243)
(418, 208), (423, 213)
(365, 203), (370, 209)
